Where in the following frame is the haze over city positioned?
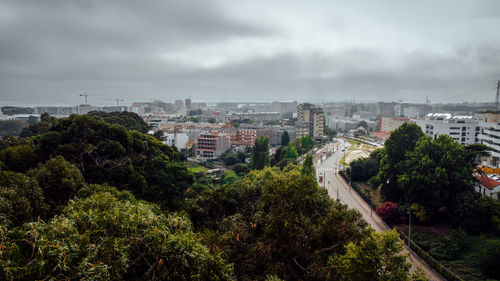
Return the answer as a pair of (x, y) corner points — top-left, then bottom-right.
(1, 0), (500, 106)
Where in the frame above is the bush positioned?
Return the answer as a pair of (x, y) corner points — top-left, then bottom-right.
(376, 201), (399, 223)
(479, 240), (500, 279)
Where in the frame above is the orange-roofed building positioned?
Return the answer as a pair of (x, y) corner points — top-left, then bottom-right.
(476, 174), (500, 199)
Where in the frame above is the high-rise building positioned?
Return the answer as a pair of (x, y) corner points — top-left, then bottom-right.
(185, 98), (192, 109)
(296, 103), (325, 139)
(377, 102), (396, 117)
(271, 101), (298, 118)
(174, 100), (184, 109)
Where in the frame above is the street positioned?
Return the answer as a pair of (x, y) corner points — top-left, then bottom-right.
(316, 138), (446, 281)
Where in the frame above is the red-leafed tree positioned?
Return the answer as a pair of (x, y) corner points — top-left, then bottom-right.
(376, 201), (399, 223)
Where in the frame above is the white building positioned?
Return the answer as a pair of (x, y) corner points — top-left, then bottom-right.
(411, 113), (480, 146)
(164, 133), (189, 150)
(476, 113), (500, 167)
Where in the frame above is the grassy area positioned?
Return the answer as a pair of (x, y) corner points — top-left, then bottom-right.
(345, 138), (362, 145)
(187, 165), (207, 173)
(410, 231), (497, 281)
(339, 145), (358, 165)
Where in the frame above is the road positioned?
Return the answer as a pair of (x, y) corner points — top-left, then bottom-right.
(316, 138), (446, 281)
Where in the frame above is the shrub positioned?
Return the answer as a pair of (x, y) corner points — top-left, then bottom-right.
(376, 201), (399, 223)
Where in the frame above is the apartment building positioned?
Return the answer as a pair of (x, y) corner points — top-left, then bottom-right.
(195, 132), (231, 159)
(411, 113), (480, 146)
(296, 103), (325, 139)
(477, 113), (500, 167)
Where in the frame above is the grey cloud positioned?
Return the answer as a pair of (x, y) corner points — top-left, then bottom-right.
(0, 0), (499, 105)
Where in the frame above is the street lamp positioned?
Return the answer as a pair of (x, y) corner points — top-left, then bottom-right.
(407, 210), (412, 249)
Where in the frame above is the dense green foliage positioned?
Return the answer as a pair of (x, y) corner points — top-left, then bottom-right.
(186, 166), (424, 280)
(349, 148), (382, 182)
(250, 136), (269, 170)
(221, 151), (247, 166)
(0, 186), (233, 280)
(0, 170), (47, 226)
(302, 153), (315, 177)
(376, 123), (425, 203)
(374, 123), (487, 222)
(0, 113), (430, 280)
(87, 111), (150, 133)
(32, 114), (192, 209)
(281, 130), (290, 146)
(329, 229), (422, 281)
(300, 135), (315, 152)
(411, 230), (500, 281)
(20, 112), (57, 137)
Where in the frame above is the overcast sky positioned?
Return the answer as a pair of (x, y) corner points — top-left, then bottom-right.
(1, 0), (499, 106)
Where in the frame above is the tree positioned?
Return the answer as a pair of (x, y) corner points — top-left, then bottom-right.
(281, 131), (290, 147)
(376, 122), (480, 222)
(153, 130), (166, 141)
(376, 123), (424, 202)
(357, 121), (368, 129)
(0, 144), (38, 172)
(222, 170), (238, 185)
(0, 170), (47, 226)
(27, 156), (85, 213)
(186, 166), (423, 280)
(301, 153), (315, 177)
(375, 201), (399, 223)
(233, 163), (250, 176)
(20, 112), (57, 137)
(222, 153), (238, 166)
(33, 114), (192, 210)
(236, 152), (246, 163)
(251, 136), (269, 170)
(402, 135), (474, 220)
(350, 157), (379, 182)
(0, 187), (234, 280)
(329, 229), (417, 281)
(479, 240), (500, 279)
(284, 145), (299, 160)
(87, 111), (149, 133)
(301, 135), (315, 151)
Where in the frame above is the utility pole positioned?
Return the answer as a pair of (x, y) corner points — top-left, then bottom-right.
(496, 80), (500, 113)
(407, 210), (412, 249)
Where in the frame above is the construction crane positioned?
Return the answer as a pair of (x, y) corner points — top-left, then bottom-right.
(79, 92), (89, 113)
(115, 99), (124, 107)
(426, 96), (431, 115)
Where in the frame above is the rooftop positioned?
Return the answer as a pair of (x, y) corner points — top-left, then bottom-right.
(478, 175), (500, 190)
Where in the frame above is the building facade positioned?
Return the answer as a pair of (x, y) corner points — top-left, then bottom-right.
(195, 132), (231, 159)
(378, 117), (409, 132)
(411, 113), (480, 146)
(296, 103), (325, 139)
